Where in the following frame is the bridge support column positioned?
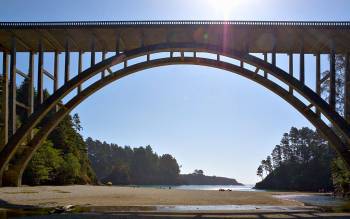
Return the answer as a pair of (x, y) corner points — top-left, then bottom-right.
(78, 51), (82, 93)
(65, 41), (70, 83)
(54, 51), (59, 112)
(272, 51), (276, 67)
(115, 35), (120, 55)
(54, 52), (59, 92)
(330, 48), (336, 111)
(263, 53), (268, 78)
(0, 53), (9, 150)
(300, 46), (305, 84)
(2, 39), (17, 186)
(288, 53), (293, 94)
(101, 51), (106, 78)
(91, 38), (95, 66)
(9, 38), (16, 136)
(27, 52), (34, 139)
(316, 53), (321, 116)
(2, 166), (22, 186)
(37, 42), (44, 105)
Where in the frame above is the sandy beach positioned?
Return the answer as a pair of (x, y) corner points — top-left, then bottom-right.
(0, 185), (306, 208)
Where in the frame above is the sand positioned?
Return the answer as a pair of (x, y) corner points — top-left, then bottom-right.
(0, 185), (306, 208)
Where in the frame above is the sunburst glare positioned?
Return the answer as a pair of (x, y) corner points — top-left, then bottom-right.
(205, 0), (244, 19)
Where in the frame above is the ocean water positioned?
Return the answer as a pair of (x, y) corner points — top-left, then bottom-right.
(136, 184), (261, 191)
(275, 194), (347, 207)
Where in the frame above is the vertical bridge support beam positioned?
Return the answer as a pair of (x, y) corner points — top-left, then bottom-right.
(289, 53), (293, 94)
(101, 51), (106, 78)
(330, 47), (336, 111)
(272, 34), (276, 68)
(115, 34), (120, 55)
(64, 41), (70, 83)
(300, 42), (305, 84)
(91, 38), (95, 66)
(9, 38), (16, 136)
(37, 41), (44, 105)
(54, 51), (59, 112)
(316, 53), (321, 117)
(263, 53), (268, 78)
(272, 49), (276, 67)
(78, 51), (82, 93)
(27, 52), (34, 139)
(1, 53), (9, 150)
(54, 52), (59, 92)
(345, 53), (350, 123)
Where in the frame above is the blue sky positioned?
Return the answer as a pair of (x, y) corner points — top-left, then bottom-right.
(1, 0), (350, 184)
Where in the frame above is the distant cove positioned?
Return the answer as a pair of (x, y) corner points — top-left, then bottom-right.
(137, 184), (257, 191)
(179, 173), (242, 185)
(87, 138), (241, 186)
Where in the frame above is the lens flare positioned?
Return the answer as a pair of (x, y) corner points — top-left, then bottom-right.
(206, 0), (243, 19)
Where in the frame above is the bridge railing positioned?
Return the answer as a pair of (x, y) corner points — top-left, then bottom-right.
(1, 20), (350, 28)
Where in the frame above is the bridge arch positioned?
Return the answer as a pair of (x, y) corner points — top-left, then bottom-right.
(1, 43), (350, 186)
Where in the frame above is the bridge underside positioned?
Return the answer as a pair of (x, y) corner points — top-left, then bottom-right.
(1, 21), (350, 53)
(0, 21), (350, 186)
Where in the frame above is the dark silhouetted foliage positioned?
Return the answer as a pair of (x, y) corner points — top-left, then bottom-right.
(11, 80), (96, 185)
(87, 138), (181, 185)
(255, 127), (335, 192)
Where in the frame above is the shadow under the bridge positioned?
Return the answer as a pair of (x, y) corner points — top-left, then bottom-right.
(5, 211), (350, 219)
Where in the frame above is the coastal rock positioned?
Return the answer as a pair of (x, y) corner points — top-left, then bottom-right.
(50, 205), (75, 214)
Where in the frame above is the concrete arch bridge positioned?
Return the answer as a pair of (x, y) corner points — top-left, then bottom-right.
(0, 21), (349, 186)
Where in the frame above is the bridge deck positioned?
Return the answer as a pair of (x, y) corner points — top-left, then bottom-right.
(0, 21), (350, 53)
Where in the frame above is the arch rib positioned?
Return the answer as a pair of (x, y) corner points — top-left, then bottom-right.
(1, 43), (350, 185)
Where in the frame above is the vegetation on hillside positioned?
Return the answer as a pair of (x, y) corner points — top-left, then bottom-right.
(7, 80), (96, 185)
(255, 127), (335, 191)
(22, 113), (96, 185)
(86, 138), (180, 185)
(256, 55), (350, 194)
(180, 169), (241, 185)
(87, 139), (242, 185)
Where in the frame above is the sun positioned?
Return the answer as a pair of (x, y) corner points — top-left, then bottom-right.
(205, 0), (243, 19)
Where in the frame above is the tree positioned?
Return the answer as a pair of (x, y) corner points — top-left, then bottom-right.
(319, 54), (350, 196)
(332, 157), (350, 196)
(260, 157), (273, 176)
(255, 127), (334, 192)
(271, 145), (283, 168)
(86, 138), (181, 185)
(14, 79), (96, 186)
(46, 113), (96, 184)
(72, 113), (82, 131)
(158, 154), (180, 184)
(265, 156), (273, 173)
(23, 140), (63, 185)
(321, 55), (346, 114)
(103, 164), (130, 185)
(57, 153), (81, 184)
(257, 165), (263, 179)
(193, 169), (204, 175)
(280, 133), (292, 161)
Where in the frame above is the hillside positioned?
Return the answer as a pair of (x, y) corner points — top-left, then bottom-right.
(180, 173), (242, 185)
(87, 139), (242, 186)
(254, 127), (334, 192)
